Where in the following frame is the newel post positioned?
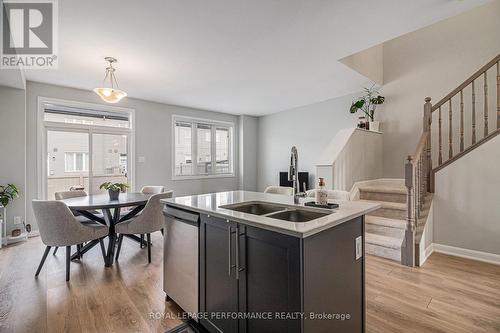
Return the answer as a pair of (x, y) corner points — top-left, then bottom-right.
(403, 156), (415, 267)
(424, 97), (434, 192)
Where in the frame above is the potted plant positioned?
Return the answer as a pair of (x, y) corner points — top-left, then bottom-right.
(349, 86), (385, 132)
(99, 182), (129, 200)
(0, 184), (19, 207)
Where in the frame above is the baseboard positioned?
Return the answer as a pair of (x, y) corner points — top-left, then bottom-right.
(419, 243), (434, 266)
(433, 243), (500, 266)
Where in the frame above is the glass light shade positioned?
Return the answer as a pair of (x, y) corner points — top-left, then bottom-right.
(93, 87), (127, 103)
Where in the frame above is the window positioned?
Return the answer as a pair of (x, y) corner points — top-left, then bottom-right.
(197, 123), (212, 174)
(40, 98), (134, 200)
(44, 104), (131, 129)
(173, 116), (233, 178)
(64, 152), (89, 172)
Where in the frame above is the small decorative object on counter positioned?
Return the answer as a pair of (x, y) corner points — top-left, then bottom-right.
(12, 229), (21, 237)
(99, 182), (129, 200)
(315, 177), (328, 206)
(357, 116), (367, 129)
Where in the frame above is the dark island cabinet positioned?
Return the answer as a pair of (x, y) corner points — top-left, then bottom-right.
(200, 214), (301, 333)
(200, 213), (365, 333)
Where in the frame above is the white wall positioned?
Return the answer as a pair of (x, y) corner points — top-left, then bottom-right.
(25, 82), (245, 228)
(340, 44), (383, 85)
(317, 128), (383, 191)
(380, 0), (500, 177)
(0, 86), (26, 235)
(257, 92), (360, 191)
(238, 115), (258, 191)
(434, 135), (500, 256)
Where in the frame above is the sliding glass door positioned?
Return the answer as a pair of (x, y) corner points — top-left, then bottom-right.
(91, 133), (128, 194)
(46, 130), (90, 200)
(40, 100), (134, 199)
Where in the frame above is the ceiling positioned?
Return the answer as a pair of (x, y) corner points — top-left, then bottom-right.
(24, 0), (489, 115)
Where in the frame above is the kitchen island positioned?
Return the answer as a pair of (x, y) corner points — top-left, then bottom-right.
(162, 191), (380, 333)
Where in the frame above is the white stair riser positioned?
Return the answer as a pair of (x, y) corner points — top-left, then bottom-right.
(370, 208), (407, 220)
(366, 243), (401, 262)
(360, 191), (406, 203)
(366, 224), (406, 238)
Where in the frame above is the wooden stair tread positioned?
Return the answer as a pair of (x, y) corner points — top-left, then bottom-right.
(359, 200), (406, 211)
(365, 215), (407, 229)
(358, 185), (407, 195)
(365, 232), (403, 250)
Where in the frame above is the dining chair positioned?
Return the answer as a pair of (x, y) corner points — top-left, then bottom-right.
(114, 191), (173, 263)
(32, 200), (109, 281)
(306, 189), (351, 201)
(264, 185), (294, 196)
(136, 186), (165, 247)
(54, 190), (102, 256)
(55, 190), (88, 200)
(140, 185), (165, 194)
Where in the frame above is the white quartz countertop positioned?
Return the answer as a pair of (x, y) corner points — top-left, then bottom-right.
(161, 191), (381, 238)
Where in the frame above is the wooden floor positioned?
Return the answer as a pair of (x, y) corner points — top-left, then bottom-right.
(0, 235), (499, 333)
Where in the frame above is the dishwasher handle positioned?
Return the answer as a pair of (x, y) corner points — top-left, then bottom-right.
(163, 205), (199, 226)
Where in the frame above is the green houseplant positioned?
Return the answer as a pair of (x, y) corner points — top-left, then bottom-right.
(349, 86), (385, 131)
(0, 184), (19, 207)
(99, 182), (129, 200)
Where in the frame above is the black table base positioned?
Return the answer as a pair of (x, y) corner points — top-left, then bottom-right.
(71, 204), (146, 266)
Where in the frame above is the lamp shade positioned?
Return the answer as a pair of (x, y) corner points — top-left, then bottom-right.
(93, 57), (127, 104)
(93, 87), (127, 103)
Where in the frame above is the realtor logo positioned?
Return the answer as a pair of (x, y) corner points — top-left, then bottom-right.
(1, 0), (58, 68)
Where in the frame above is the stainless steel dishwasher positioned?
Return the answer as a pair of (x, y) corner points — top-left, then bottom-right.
(163, 205), (200, 316)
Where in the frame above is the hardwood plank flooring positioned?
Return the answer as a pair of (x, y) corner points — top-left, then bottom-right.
(366, 254), (500, 333)
(0, 235), (499, 332)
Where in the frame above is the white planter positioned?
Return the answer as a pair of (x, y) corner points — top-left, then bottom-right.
(369, 121), (380, 132)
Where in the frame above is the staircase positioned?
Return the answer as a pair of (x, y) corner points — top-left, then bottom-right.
(352, 180), (407, 262)
(355, 54), (500, 267)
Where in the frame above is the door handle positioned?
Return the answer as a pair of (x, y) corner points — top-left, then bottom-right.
(235, 225), (240, 280)
(228, 225), (236, 277)
(228, 225), (232, 276)
(235, 226), (246, 279)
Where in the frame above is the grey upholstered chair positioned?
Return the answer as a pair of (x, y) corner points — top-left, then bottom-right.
(264, 185), (294, 196)
(306, 189), (351, 201)
(54, 190), (102, 255)
(135, 185), (165, 246)
(32, 200), (109, 281)
(54, 190), (88, 200)
(115, 191), (173, 263)
(140, 185), (165, 194)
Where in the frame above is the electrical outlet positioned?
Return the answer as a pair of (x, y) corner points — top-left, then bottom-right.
(355, 236), (363, 260)
(14, 216), (22, 225)
(138, 156), (146, 163)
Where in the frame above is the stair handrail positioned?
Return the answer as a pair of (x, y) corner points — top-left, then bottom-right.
(430, 54), (500, 171)
(403, 54), (500, 267)
(431, 54), (500, 112)
(403, 131), (429, 267)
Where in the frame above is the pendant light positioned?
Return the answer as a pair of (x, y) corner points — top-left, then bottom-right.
(93, 57), (127, 103)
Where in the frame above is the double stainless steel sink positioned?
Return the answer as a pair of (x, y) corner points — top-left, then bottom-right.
(220, 201), (333, 222)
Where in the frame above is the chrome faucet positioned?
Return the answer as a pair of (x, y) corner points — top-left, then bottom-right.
(289, 146), (307, 204)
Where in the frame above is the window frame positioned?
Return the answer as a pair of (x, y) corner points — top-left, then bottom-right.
(172, 115), (235, 180)
(64, 152), (89, 172)
(37, 96), (135, 200)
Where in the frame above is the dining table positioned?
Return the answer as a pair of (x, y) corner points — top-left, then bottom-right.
(59, 192), (153, 267)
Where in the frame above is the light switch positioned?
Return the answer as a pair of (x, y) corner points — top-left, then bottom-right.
(138, 156), (145, 163)
(355, 236), (363, 260)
